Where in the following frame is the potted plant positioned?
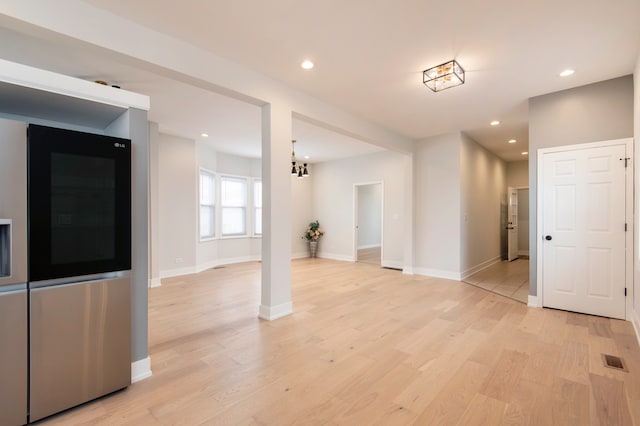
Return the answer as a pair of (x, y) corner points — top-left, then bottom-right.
(303, 220), (324, 257)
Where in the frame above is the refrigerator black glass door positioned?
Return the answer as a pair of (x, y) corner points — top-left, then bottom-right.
(50, 153), (116, 265)
(28, 125), (131, 281)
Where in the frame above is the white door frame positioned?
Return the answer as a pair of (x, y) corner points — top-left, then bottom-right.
(507, 186), (519, 261)
(353, 181), (384, 264)
(536, 138), (633, 320)
(514, 186), (529, 258)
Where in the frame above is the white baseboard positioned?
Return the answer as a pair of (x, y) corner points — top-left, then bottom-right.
(195, 255), (261, 273)
(159, 265), (197, 279)
(358, 244), (381, 250)
(320, 252), (355, 262)
(402, 267), (414, 275)
(131, 356), (152, 383)
(413, 267), (461, 281)
(160, 256), (264, 279)
(259, 302), (293, 320)
(527, 295), (542, 308)
(381, 259), (403, 270)
(461, 256), (502, 280)
(517, 250), (530, 256)
(291, 251), (310, 260)
(195, 258), (219, 273)
(148, 277), (161, 288)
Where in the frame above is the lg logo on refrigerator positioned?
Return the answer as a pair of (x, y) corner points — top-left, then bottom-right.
(114, 142), (126, 149)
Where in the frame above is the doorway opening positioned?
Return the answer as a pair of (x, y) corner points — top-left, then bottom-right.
(354, 182), (383, 266)
(464, 185), (530, 304)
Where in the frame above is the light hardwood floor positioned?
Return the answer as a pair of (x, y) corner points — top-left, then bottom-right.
(464, 259), (529, 304)
(40, 259), (640, 425)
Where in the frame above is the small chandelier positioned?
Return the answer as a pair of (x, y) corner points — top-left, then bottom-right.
(290, 140), (309, 178)
(423, 59), (465, 92)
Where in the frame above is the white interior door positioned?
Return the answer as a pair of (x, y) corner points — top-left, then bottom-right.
(507, 187), (518, 261)
(541, 144), (627, 319)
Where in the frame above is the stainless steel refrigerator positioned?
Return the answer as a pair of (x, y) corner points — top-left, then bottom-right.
(27, 123), (132, 422)
(0, 118), (132, 425)
(0, 118), (28, 426)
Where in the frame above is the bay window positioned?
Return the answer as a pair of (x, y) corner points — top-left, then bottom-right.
(221, 176), (247, 236)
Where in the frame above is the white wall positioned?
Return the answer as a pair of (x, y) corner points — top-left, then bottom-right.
(156, 134), (349, 273)
(216, 151), (260, 176)
(195, 143), (219, 269)
(312, 151), (406, 268)
(158, 136), (268, 277)
(507, 161), (528, 188)
(460, 133), (507, 276)
(0, 3), (412, 155)
(213, 151), (261, 267)
(158, 133), (197, 276)
(357, 183), (382, 249)
(0, 2), (414, 327)
(197, 142), (218, 171)
(413, 133), (461, 278)
(291, 173), (313, 258)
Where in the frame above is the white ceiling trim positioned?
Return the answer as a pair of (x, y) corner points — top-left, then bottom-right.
(0, 58), (149, 110)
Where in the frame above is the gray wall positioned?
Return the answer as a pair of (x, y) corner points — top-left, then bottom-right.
(528, 75), (634, 296)
(507, 161), (528, 188)
(413, 132), (462, 277)
(413, 132), (506, 279)
(460, 133), (507, 275)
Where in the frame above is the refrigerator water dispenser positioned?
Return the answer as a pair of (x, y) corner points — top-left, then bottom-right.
(0, 219), (10, 278)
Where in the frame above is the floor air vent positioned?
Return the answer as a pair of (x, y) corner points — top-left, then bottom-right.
(602, 354), (627, 372)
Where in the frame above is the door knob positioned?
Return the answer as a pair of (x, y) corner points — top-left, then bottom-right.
(545, 235), (552, 241)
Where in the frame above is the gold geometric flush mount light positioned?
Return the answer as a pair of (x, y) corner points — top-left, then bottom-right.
(423, 59), (465, 92)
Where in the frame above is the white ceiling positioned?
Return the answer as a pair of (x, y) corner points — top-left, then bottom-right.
(2, 1), (640, 162)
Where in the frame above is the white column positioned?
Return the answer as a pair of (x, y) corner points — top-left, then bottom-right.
(259, 102), (293, 320)
(403, 152), (414, 274)
(147, 122), (161, 288)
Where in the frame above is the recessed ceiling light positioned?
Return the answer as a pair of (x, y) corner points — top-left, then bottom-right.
(522, 151), (528, 155)
(301, 60), (314, 70)
(508, 139), (517, 144)
(559, 69), (575, 77)
(490, 120), (500, 126)
(201, 133), (209, 138)
(304, 155), (310, 159)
